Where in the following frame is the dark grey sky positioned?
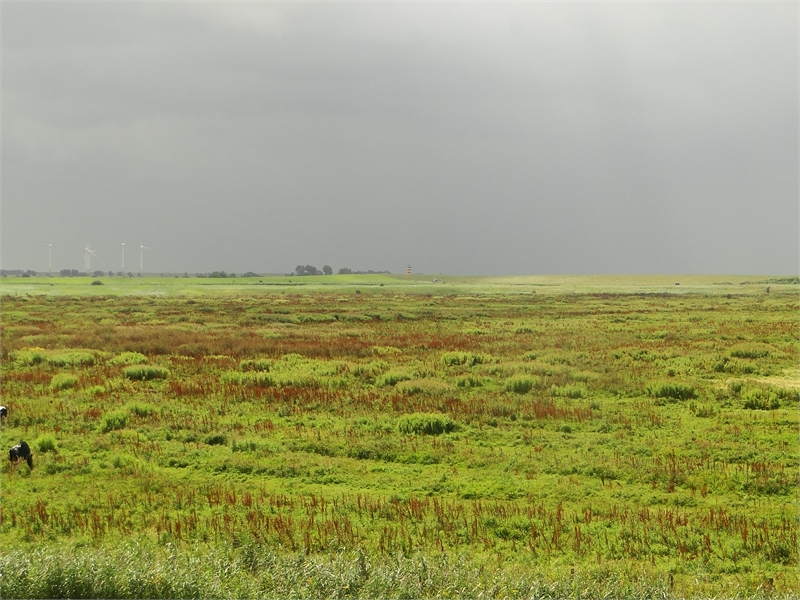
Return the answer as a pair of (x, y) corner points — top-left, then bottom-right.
(3, 2), (797, 275)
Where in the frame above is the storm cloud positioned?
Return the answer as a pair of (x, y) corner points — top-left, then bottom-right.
(3, 2), (797, 275)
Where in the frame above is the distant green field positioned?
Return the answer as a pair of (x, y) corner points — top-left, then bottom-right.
(1, 276), (797, 598)
(1, 273), (794, 296)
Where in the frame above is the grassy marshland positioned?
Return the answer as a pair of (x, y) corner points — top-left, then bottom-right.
(1, 275), (797, 598)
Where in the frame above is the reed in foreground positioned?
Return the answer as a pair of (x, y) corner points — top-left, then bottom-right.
(3, 541), (788, 599)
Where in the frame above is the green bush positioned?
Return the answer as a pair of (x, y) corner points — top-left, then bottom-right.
(238, 358), (273, 372)
(550, 383), (587, 399)
(100, 410), (129, 433)
(231, 440), (261, 453)
(11, 347), (47, 365)
(396, 379), (451, 396)
(204, 434), (228, 446)
(46, 351), (96, 367)
(505, 376), (539, 394)
(123, 366), (170, 381)
(377, 371), (412, 387)
(50, 373), (79, 391)
(715, 357), (759, 375)
(727, 380), (745, 395)
(353, 360), (388, 380)
(36, 434), (58, 453)
(126, 402), (156, 417)
(646, 381), (696, 401)
(742, 388), (781, 410)
(397, 413), (456, 436)
(221, 371), (275, 386)
(109, 352), (148, 366)
(730, 343), (771, 359)
(441, 352), (487, 367)
(456, 375), (484, 388)
(372, 346), (402, 356)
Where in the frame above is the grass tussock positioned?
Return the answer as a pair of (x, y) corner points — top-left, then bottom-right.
(123, 365), (170, 381)
(108, 351), (148, 366)
(50, 373), (79, 391)
(397, 413), (456, 435)
(646, 381), (696, 401)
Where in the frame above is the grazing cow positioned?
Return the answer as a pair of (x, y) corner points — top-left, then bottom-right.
(9, 441), (33, 469)
(0, 406), (7, 419)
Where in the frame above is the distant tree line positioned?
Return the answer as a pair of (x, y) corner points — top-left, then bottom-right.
(293, 265), (390, 276)
(338, 268), (391, 275)
(53, 270), (141, 277)
(294, 265), (332, 276)
(195, 272), (259, 278)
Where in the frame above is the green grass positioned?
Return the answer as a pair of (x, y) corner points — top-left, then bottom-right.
(1, 275), (798, 598)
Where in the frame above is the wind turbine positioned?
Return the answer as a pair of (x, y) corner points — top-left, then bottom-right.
(139, 242), (147, 274)
(47, 243), (53, 276)
(120, 241), (126, 272)
(84, 243), (97, 272)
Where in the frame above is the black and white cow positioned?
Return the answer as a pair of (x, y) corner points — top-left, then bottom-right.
(9, 440), (33, 469)
(0, 406), (7, 419)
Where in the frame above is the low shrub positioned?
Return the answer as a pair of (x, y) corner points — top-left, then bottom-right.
(353, 361), (388, 380)
(126, 402), (156, 417)
(231, 440), (262, 453)
(646, 381), (696, 401)
(377, 371), (412, 387)
(100, 410), (129, 433)
(441, 352), (487, 367)
(740, 386), (789, 410)
(550, 383), (587, 399)
(727, 380), (745, 395)
(730, 343), (772, 359)
(714, 357), (760, 375)
(46, 351), (96, 367)
(36, 434), (58, 453)
(109, 352), (148, 366)
(372, 346), (402, 356)
(505, 376), (539, 394)
(221, 371), (275, 386)
(456, 375), (484, 388)
(396, 379), (451, 396)
(238, 358), (273, 372)
(397, 413), (456, 436)
(11, 347), (47, 366)
(204, 434), (228, 446)
(50, 373), (79, 391)
(123, 366), (170, 381)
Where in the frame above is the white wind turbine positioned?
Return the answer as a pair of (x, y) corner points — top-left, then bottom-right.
(47, 243), (53, 275)
(84, 243), (97, 272)
(139, 242), (147, 274)
(120, 241), (126, 272)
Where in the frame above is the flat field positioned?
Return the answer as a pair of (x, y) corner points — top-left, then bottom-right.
(1, 275), (798, 598)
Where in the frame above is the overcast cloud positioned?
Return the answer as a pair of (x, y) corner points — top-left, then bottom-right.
(2, 2), (797, 275)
